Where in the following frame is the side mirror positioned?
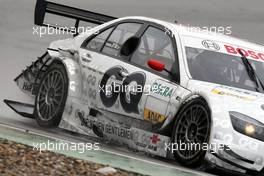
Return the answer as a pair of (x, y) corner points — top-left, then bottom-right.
(147, 59), (165, 72)
(120, 37), (140, 56)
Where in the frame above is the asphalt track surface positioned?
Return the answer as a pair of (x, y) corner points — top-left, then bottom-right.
(1, 0), (264, 175)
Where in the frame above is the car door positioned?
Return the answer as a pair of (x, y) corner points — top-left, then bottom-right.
(128, 25), (181, 125)
(79, 20), (181, 125)
(78, 21), (144, 111)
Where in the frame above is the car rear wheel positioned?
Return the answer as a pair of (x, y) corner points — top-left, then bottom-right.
(34, 63), (68, 128)
(172, 97), (211, 167)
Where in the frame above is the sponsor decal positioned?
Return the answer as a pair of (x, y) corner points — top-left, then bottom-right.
(86, 75), (96, 86)
(105, 123), (132, 140)
(143, 108), (166, 124)
(23, 82), (32, 92)
(151, 82), (173, 98)
(74, 109), (132, 140)
(75, 109), (104, 131)
(88, 88), (97, 100)
(150, 134), (160, 144)
(184, 36), (264, 62)
(134, 142), (147, 148)
(224, 45), (264, 61)
(147, 134), (161, 151)
(211, 86), (257, 101)
(74, 108), (169, 156)
(105, 41), (121, 50)
(133, 132), (148, 148)
(82, 57), (91, 64)
(99, 66), (146, 113)
(202, 40), (220, 51)
(147, 144), (158, 152)
(133, 131), (162, 152)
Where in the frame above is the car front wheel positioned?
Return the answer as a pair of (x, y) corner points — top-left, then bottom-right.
(172, 97), (211, 167)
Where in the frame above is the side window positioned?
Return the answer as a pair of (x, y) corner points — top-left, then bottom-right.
(130, 26), (175, 77)
(102, 23), (142, 57)
(85, 27), (114, 51)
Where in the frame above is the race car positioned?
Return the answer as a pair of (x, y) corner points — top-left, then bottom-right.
(4, 0), (264, 175)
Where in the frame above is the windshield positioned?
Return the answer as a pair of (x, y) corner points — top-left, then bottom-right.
(185, 47), (264, 93)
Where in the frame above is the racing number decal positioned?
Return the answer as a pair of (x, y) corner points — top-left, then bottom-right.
(100, 66), (123, 107)
(100, 66), (146, 114)
(120, 72), (145, 113)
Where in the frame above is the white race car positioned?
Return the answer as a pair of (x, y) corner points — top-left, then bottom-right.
(4, 0), (264, 175)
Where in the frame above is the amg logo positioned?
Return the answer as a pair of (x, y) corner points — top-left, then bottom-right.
(23, 82), (32, 92)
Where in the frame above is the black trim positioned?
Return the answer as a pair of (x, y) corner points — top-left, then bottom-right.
(81, 19), (180, 84)
(33, 53), (52, 95)
(205, 160), (249, 176)
(35, 0), (117, 36)
(129, 23), (180, 83)
(14, 52), (49, 82)
(99, 25), (118, 52)
(223, 145), (255, 165)
(3, 99), (35, 119)
(81, 20), (145, 49)
(210, 150), (255, 172)
(89, 109), (101, 117)
(47, 48), (59, 52)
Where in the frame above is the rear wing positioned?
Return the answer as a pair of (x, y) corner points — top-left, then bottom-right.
(34, 0), (117, 35)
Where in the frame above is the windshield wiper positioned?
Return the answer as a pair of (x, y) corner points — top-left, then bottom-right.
(237, 49), (264, 92)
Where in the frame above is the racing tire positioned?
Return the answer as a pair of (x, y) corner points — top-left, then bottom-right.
(34, 63), (68, 128)
(257, 171), (264, 176)
(172, 97), (211, 167)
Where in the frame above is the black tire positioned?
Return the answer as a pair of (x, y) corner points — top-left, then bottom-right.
(172, 97), (211, 167)
(256, 171), (264, 176)
(250, 169), (264, 176)
(34, 63), (68, 128)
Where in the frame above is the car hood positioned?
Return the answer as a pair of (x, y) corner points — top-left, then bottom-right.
(187, 80), (264, 123)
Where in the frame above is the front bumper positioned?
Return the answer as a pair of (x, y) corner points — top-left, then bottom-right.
(205, 125), (264, 174)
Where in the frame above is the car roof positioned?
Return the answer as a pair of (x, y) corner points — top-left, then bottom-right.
(118, 16), (264, 51)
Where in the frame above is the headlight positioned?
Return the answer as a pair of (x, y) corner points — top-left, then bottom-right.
(230, 111), (264, 141)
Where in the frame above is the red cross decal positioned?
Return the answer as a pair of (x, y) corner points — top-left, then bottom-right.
(150, 134), (160, 144)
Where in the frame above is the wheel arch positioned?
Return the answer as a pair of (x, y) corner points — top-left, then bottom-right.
(48, 57), (83, 99)
(164, 93), (213, 137)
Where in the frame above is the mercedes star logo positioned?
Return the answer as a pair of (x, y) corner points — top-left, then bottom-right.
(202, 40), (220, 51)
